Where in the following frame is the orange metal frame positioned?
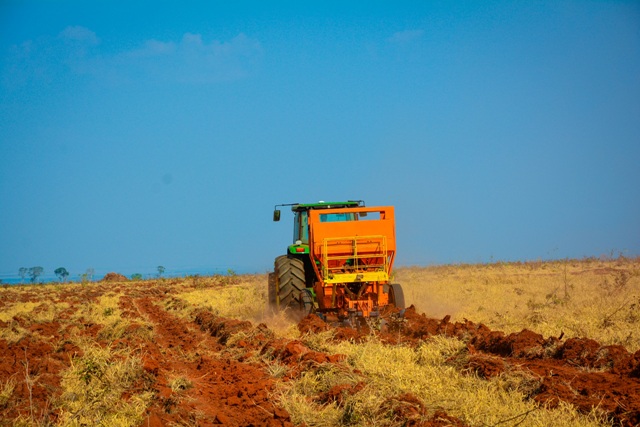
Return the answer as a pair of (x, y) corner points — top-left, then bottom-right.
(306, 206), (396, 316)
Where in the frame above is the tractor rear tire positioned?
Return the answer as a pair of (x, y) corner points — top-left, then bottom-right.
(274, 255), (307, 309)
(389, 283), (405, 309)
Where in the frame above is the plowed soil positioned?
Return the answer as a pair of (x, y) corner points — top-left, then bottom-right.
(394, 307), (640, 426)
(132, 296), (291, 426)
(1, 280), (639, 426)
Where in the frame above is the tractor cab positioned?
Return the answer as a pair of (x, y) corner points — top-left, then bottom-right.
(274, 201), (363, 248)
(269, 200), (403, 324)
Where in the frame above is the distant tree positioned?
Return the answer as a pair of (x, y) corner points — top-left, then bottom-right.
(19, 267), (28, 284)
(28, 266), (44, 283)
(157, 265), (165, 278)
(131, 273), (143, 280)
(54, 267), (70, 283)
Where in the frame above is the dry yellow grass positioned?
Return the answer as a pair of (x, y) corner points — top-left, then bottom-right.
(0, 282), (158, 426)
(174, 274), (267, 320)
(1, 258), (637, 427)
(277, 334), (609, 427)
(272, 257), (639, 426)
(395, 257), (640, 351)
(56, 338), (153, 427)
(0, 289), (71, 343)
(172, 274), (300, 338)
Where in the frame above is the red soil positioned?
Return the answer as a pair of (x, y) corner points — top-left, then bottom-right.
(297, 306), (640, 426)
(132, 297), (293, 426)
(2, 283), (639, 427)
(102, 272), (129, 281)
(395, 306), (640, 427)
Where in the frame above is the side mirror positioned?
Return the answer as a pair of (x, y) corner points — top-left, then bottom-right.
(273, 210), (281, 221)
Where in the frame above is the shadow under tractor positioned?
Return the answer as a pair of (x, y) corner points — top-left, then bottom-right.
(269, 200), (404, 326)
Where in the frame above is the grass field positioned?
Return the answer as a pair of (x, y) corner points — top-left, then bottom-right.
(396, 257), (640, 352)
(0, 257), (638, 426)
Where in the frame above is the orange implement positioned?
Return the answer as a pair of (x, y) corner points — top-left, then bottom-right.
(270, 201), (403, 324)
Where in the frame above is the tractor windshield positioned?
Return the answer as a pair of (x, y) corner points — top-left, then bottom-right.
(293, 211), (309, 244)
(319, 213), (356, 222)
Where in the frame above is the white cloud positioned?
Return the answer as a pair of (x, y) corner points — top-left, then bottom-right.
(388, 29), (424, 44)
(2, 28), (263, 89)
(59, 26), (100, 45)
(121, 32), (263, 84)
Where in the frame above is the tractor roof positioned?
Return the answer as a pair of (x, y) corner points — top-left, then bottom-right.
(290, 200), (364, 212)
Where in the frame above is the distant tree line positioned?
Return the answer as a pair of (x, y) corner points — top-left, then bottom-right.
(16, 265), (168, 284)
(18, 266), (45, 283)
(17, 266), (79, 284)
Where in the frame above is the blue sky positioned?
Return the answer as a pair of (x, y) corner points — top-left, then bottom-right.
(1, 1), (639, 281)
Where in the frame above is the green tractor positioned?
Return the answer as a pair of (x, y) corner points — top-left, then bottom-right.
(269, 200), (404, 323)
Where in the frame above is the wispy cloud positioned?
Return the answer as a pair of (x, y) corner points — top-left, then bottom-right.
(59, 26), (100, 45)
(388, 29), (424, 44)
(119, 32), (263, 84)
(2, 27), (263, 89)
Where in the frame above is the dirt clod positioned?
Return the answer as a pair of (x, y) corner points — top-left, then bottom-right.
(102, 272), (129, 281)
